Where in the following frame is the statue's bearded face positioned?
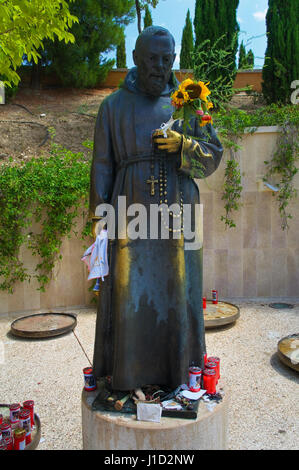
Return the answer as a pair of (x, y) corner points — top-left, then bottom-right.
(133, 34), (176, 97)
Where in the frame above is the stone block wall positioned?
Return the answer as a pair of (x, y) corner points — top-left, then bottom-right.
(199, 127), (299, 299)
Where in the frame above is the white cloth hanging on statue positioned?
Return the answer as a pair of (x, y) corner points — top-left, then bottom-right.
(81, 229), (109, 281)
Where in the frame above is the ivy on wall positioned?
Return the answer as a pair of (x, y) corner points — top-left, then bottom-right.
(0, 132), (90, 293)
(263, 123), (299, 230)
(214, 104), (299, 229)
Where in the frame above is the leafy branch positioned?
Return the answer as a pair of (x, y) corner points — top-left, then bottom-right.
(220, 149), (243, 228)
(263, 123), (299, 230)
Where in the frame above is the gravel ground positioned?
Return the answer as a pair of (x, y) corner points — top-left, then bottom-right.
(0, 300), (298, 450)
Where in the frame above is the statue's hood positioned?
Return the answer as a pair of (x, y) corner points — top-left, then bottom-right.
(123, 67), (178, 97)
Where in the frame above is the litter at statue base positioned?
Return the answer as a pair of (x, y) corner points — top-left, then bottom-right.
(0, 401), (41, 450)
(85, 355), (224, 422)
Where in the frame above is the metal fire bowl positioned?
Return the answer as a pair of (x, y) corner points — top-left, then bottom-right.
(269, 302), (294, 309)
(204, 301), (240, 329)
(277, 333), (299, 373)
(10, 313), (77, 339)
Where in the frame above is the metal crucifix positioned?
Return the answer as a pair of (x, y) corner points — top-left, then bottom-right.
(146, 175), (159, 196)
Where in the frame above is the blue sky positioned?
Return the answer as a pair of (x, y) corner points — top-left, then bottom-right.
(107, 0), (269, 69)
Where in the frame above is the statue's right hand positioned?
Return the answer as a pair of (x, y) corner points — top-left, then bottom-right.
(153, 129), (183, 153)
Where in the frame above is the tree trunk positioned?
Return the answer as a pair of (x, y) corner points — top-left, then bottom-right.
(30, 58), (42, 90)
(135, 0), (142, 34)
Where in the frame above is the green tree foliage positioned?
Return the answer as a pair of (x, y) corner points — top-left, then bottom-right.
(135, 0), (159, 33)
(194, 0), (239, 76)
(116, 29), (127, 68)
(180, 9), (194, 70)
(238, 41), (247, 69)
(193, 35), (237, 109)
(143, 4), (153, 28)
(238, 41), (255, 69)
(46, 0), (135, 88)
(0, 0), (78, 86)
(246, 49), (254, 69)
(262, 0), (299, 104)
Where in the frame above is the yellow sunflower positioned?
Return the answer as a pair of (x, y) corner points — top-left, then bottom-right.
(197, 81), (211, 102)
(180, 79), (200, 101)
(179, 78), (194, 90)
(179, 78), (211, 103)
(171, 89), (189, 107)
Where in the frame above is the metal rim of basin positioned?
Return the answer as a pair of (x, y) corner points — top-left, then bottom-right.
(204, 301), (240, 329)
(10, 312), (77, 339)
(277, 333), (299, 373)
(25, 413), (42, 450)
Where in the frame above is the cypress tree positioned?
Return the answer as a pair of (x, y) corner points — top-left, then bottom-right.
(180, 9), (194, 70)
(116, 29), (127, 68)
(246, 50), (254, 69)
(262, 0), (299, 104)
(143, 4), (153, 29)
(238, 41), (247, 69)
(238, 41), (255, 70)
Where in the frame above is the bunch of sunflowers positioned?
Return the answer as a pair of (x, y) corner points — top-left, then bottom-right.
(171, 78), (213, 131)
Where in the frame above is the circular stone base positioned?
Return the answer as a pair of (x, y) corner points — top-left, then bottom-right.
(82, 383), (228, 450)
(204, 301), (240, 328)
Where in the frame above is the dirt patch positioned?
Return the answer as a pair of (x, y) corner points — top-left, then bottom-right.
(0, 87), (264, 163)
(0, 87), (115, 162)
(229, 91), (266, 111)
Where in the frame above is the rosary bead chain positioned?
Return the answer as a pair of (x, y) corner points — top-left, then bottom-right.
(158, 157), (184, 233)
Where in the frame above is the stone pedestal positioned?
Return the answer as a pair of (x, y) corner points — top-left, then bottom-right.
(82, 384), (228, 450)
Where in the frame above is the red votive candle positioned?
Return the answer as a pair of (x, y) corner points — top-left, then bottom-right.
(19, 409), (31, 445)
(205, 361), (218, 383)
(204, 353), (208, 366)
(203, 369), (217, 395)
(9, 403), (20, 424)
(0, 422), (12, 440)
(188, 367), (202, 392)
(83, 367), (97, 391)
(212, 289), (218, 304)
(4, 436), (13, 450)
(207, 356), (220, 381)
(202, 297), (206, 309)
(0, 439), (7, 450)
(13, 428), (26, 450)
(23, 401), (34, 429)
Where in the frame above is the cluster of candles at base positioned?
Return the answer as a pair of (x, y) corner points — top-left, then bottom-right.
(0, 401), (34, 450)
(83, 356), (220, 398)
(189, 355), (220, 395)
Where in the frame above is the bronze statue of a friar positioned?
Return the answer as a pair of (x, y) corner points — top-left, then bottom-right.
(89, 26), (223, 393)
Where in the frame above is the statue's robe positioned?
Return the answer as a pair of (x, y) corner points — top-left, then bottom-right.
(90, 68), (223, 391)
